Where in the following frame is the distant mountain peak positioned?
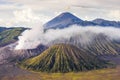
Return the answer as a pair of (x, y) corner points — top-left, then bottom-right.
(57, 12), (80, 19)
(58, 12), (73, 16)
(43, 12), (120, 30)
(44, 12), (83, 30)
(62, 12), (71, 14)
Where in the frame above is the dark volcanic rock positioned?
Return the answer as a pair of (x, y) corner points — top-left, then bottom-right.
(0, 43), (47, 64)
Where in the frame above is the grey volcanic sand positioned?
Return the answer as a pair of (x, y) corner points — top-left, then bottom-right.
(0, 62), (31, 80)
(0, 55), (120, 80)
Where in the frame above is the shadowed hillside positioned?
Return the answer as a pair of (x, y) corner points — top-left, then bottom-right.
(48, 34), (120, 56)
(84, 34), (120, 55)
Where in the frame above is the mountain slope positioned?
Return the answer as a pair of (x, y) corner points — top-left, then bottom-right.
(44, 12), (120, 30)
(44, 12), (83, 30)
(0, 27), (10, 32)
(92, 18), (120, 27)
(20, 44), (110, 73)
(0, 27), (26, 47)
(0, 43), (47, 64)
(69, 34), (120, 56)
(84, 34), (120, 55)
(45, 33), (120, 56)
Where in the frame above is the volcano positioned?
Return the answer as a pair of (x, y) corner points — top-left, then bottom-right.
(44, 12), (83, 30)
(43, 12), (120, 56)
(47, 33), (120, 56)
(20, 44), (110, 73)
(44, 12), (120, 30)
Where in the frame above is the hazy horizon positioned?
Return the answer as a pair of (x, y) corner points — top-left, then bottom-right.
(0, 0), (120, 27)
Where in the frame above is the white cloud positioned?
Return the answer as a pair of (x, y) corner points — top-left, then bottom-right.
(0, 19), (3, 23)
(15, 25), (120, 49)
(13, 8), (40, 23)
(0, 0), (120, 27)
(107, 10), (120, 21)
(13, 8), (51, 26)
(0, 8), (50, 27)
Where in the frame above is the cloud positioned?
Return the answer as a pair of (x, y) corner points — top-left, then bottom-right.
(15, 22), (44, 49)
(0, 19), (3, 23)
(14, 8), (37, 22)
(0, 8), (50, 27)
(0, 0), (120, 27)
(107, 10), (120, 21)
(15, 25), (120, 50)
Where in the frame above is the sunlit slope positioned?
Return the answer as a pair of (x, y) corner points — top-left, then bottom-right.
(0, 27), (26, 47)
(20, 44), (110, 73)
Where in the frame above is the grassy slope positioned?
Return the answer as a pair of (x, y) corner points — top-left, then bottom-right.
(20, 44), (111, 73)
(0, 27), (26, 47)
(1, 67), (120, 80)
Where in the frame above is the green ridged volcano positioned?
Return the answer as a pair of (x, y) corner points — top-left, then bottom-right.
(20, 44), (110, 73)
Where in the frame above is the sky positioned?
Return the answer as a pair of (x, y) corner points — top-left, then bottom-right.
(0, 0), (120, 27)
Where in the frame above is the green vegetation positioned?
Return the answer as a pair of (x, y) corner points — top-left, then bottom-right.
(1, 67), (120, 80)
(0, 27), (26, 46)
(20, 44), (111, 73)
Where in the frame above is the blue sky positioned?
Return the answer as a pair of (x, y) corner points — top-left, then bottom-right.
(0, 0), (120, 27)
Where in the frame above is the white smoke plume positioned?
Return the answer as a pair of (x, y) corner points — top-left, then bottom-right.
(15, 24), (120, 50)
